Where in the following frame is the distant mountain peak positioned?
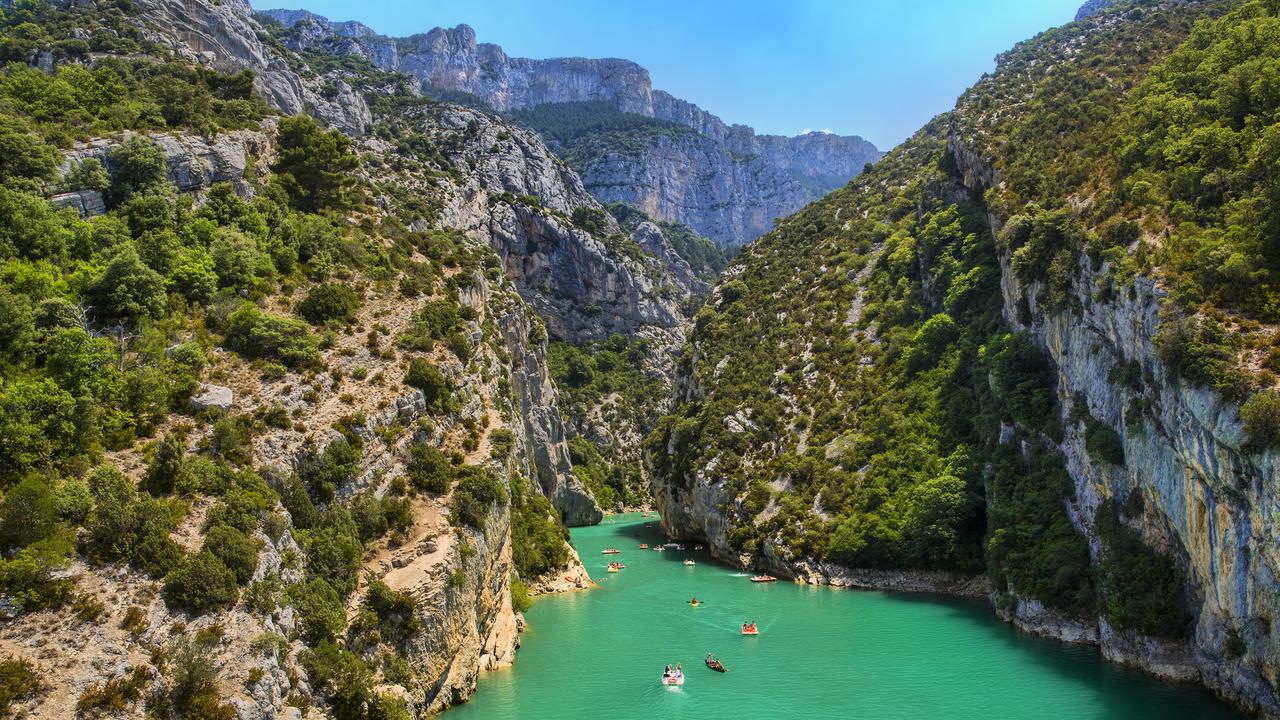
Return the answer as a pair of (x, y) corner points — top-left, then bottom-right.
(257, 7), (882, 246)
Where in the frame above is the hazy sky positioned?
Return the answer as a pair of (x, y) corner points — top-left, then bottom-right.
(254, 1), (1085, 150)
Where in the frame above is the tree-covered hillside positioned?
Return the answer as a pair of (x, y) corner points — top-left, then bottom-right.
(0, 1), (593, 716)
(648, 0), (1271, 636)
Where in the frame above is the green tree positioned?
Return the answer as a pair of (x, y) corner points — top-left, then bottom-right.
(296, 283), (361, 325)
(87, 247), (168, 325)
(0, 123), (59, 184)
(294, 577), (345, 642)
(201, 524), (259, 585)
(106, 137), (168, 207)
(405, 444), (452, 494)
(402, 359), (453, 413)
(163, 551), (238, 613)
(272, 115), (359, 212)
(0, 475), (58, 550)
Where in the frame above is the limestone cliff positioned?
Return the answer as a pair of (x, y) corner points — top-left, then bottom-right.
(647, 1), (1280, 717)
(258, 10), (882, 246)
(0, 0), (714, 716)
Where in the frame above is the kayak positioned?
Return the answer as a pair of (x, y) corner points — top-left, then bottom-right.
(750, 575), (777, 583)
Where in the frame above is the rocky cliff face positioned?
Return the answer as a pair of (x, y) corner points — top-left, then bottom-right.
(258, 10), (882, 246)
(129, 0), (371, 134)
(0, 0), (721, 716)
(573, 131), (815, 251)
(649, 2), (1280, 716)
(946, 124), (1280, 714)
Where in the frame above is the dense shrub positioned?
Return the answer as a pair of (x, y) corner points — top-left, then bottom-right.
(143, 435), (186, 495)
(0, 656), (44, 714)
(297, 283), (361, 325)
(163, 551), (238, 613)
(299, 641), (372, 720)
(1241, 389), (1280, 451)
(106, 137), (168, 207)
(402, 358), (453, 413)
(222, 304), (320, 368)
(364, 578), (419, 645)
(168, 639), (236, 720)
(0, 475), (57, 550)
(398, 300), (463, 351)
(1154, 315), (1248, 399)
(1095, 502), (1191, 638)
(0, 124), (59, 184)
(87, 247), (168, 325)
(510, 575), (532, 613)
(296, 438), (360, 503)
(85, 469), (183, 577)
(985, 332), (1061, 440)
(76, 666), (149, 716)
(450, 467), (506, 529)
(294, 577), (346, 642)
(405, 444), (452, 494)
(201, 524), (259, 585)
(304, 518), (362, 599)
(511, 476), (568, 577)
(1084, 417), (1125, 465)
(986, 450), (1095, 618)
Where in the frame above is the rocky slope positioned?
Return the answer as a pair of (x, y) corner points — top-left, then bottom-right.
(648, 1), (1280, 717)
(0, 0), (701, 717)
(258, 11), (882, 246)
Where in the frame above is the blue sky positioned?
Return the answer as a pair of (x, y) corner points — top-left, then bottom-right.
(255, 1), (1085, 149)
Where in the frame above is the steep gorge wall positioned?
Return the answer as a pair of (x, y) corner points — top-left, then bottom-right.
(946, 127), (1280, 714)
(1, 1), (714, 716)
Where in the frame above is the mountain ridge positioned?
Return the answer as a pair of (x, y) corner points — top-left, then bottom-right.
(257, 9), (883, 247)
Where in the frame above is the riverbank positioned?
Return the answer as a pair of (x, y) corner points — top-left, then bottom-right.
(687, 536), (1269, 718)
(443, 514), (1245, 720)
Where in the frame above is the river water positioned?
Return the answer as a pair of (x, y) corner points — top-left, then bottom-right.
(445, 513), (1244, 719)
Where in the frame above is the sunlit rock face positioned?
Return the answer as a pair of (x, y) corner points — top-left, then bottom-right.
(257, 9), (883, 247)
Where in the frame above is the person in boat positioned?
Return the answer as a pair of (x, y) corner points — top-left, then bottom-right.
(676, 662), (683, 677)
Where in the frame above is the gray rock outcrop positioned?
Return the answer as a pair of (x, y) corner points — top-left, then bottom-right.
(131, 0), (371, 134)
(190, 384), (234, 412)
(59, 126), (273, 211)
(258, 10), (882, 246)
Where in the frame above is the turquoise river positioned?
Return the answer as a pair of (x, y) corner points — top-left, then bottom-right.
(446, 513), (1245, 719)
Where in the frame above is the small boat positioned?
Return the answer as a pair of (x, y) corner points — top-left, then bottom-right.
(750, 575), (777, 583)
(741, 623), (759, 636)
(694, 544), (704, 551)
(661, 673), (684, 687)
(654, 546), (665, 552)
(639, 543), (649, 549)
(705, 655), (727, 673)
(602, 548), (621, 555)
(684, 559), (695, 566)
